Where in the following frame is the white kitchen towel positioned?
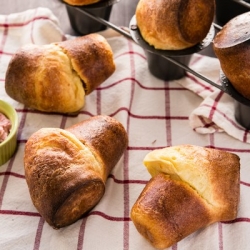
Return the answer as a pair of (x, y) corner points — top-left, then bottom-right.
(177, 54), (250, 143)
(1, 7), (249, 144)
(0, 7), (65, 99)
(0, 7), (250, 250)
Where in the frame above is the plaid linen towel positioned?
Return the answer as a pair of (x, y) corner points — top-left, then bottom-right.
(1, 7), (250, 250)
(0, 7), (65, 101)
(176, 55), (250, 144)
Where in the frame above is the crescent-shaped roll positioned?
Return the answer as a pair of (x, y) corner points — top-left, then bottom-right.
(24, 115), (128, 229)
(5, 34), (115, 113)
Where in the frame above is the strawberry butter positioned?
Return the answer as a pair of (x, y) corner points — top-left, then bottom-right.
(0, 112), (11, 143)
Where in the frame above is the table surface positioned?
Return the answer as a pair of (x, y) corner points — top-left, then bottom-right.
(1, 1), (250, 250)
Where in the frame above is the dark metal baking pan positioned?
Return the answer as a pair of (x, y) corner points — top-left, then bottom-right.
(129, 15), (215, 80)
(60, 4), (250, 128)
(63, 0), (120, 35)
(216, 0), (250, 25)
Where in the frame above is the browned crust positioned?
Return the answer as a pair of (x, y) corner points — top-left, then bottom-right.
(144, 145), (240, 220)
(178, 0), (215, 44)
(131, 173), (213, 249)
(66, 115), (128, 180)
(24, 128), (105, 228)
(5, 34), (115, 113)
(135, 0), (215, 50)
(24, 116), (128, 228)
(57, 34), (116, 95)
(202, 146), (240, 220)
(5, 43), (85, 113)
(5, 45), (42, 110)
(131, 145), (240, 249)
(213, 12), (250, 100)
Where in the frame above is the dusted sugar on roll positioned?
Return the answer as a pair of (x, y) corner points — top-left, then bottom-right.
(131, 144), (240, 249)
(24, 115), (128, 229)
(5, 34), (115, 114)
(135, 0), (215, 50)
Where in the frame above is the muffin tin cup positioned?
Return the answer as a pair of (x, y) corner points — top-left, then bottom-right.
(215, 0), (250, 26)
(58, 3), (250, 129)
(145, 51), (192, 81)
(64, 0), (120, 35)
(215, 1), (250, 130)
(129, 15), (215, 81)
(235, 101), (250, 130)
(220, 72), (250, 130)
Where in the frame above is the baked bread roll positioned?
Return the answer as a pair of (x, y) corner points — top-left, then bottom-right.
(135, 0), (215, 50)
(213, 12), (250, 100)
(5, 34), (115, 113)
(131, 144), (240, 249)
(24, 115), (128, 229)
(66, 115), (128, 180)
(63, 0), (101, 6)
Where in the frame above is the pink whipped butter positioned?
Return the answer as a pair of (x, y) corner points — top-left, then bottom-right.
(0, 112), (12, 143)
